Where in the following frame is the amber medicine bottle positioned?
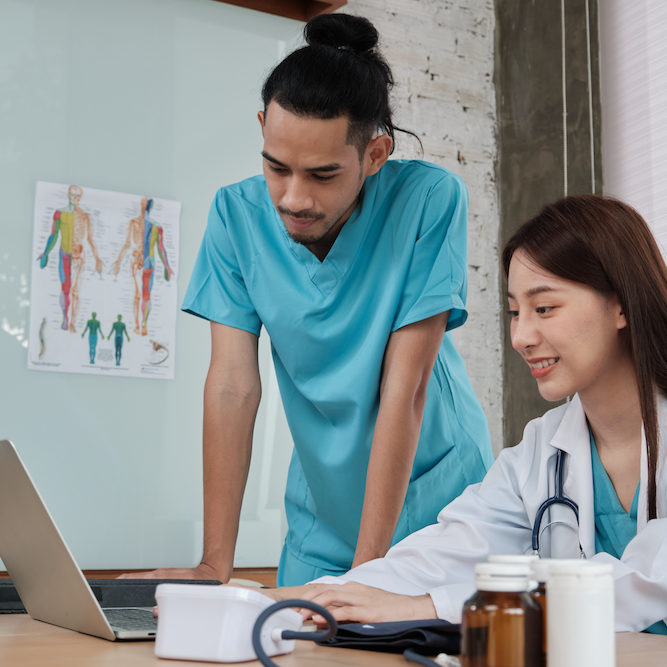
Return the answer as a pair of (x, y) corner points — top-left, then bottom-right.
(461, 562), (542, 667)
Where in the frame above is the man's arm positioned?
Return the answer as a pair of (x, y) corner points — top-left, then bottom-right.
(199, 321), (261, 580)
(352, 311), (449, 568)
(119, 321), (261, 581)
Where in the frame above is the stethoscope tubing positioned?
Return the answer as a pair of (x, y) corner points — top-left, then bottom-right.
(531, 449), (580, 553)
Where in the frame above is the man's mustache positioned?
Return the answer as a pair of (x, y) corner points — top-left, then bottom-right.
(277, 207), (325, 220)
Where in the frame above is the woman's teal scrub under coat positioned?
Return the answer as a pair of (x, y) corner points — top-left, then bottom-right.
(590, 433), (666, 634)
(183, 160), (493, 585)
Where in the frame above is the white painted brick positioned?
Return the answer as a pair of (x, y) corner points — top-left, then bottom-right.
(409, 71), (460, 101)
(344, 0), (502, 453)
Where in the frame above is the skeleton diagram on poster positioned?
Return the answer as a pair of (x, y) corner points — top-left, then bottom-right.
(28, 181), (180, 379)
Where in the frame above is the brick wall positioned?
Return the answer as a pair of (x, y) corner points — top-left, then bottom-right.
(343, 0), (503, 452)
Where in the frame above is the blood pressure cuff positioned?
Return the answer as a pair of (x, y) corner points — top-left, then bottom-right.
(317, 618), (461, 655)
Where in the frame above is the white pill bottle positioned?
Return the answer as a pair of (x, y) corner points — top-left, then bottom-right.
(547, 560), (615, 667)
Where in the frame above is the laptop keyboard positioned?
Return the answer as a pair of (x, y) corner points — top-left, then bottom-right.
(104, 607), (157, 632)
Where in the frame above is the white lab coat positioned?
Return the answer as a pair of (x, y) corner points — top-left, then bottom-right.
(316, 393), (667, 632)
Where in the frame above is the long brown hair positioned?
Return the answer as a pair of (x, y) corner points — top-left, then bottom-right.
(502, 194), (667, 519)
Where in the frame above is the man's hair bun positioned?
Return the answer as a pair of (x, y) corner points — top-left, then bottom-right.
(305, 13), (378, 53)
(261, 12), (420, 156)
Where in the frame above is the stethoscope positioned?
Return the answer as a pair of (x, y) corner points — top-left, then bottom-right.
(531, 449), (580, 553)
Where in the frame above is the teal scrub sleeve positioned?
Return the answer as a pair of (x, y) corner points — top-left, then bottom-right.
(181, 193), (262, 336)
(392, 172), (469, 333)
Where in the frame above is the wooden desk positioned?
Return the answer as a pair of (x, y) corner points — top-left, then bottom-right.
(0, 614), (666, 666)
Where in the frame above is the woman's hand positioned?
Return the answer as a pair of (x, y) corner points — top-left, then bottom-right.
(258, 584), (315, 601)
(275, 582), (437, 624)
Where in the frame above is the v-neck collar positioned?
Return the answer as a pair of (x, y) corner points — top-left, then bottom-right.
(274, 176), (377, 294)
(589, 427), (640, 519)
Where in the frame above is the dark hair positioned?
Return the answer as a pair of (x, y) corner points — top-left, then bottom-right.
(261, 13), (419, 156)
(502, 194), (667, 520)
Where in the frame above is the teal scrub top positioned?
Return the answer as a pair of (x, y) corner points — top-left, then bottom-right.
(183, 160), (493, 584)
(590, 433), (666, 634)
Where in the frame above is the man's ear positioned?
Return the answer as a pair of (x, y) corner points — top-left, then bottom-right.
(364, 134), (392, 176)
(257, 110), (265, 136)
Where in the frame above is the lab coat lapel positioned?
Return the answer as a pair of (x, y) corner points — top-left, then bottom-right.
(549, 395), (596, 558)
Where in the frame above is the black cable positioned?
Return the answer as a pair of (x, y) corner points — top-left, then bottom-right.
(403, 648), (443, 666)
(251, 598), (337, 666)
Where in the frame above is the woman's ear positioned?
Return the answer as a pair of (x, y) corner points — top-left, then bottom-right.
(615, 300), (627, 331)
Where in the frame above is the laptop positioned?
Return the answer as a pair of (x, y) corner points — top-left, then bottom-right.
(0, 438), (216, 640)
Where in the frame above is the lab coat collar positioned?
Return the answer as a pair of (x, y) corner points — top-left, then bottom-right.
(549, 395), (588, 457)
(548, 392), (667, 555)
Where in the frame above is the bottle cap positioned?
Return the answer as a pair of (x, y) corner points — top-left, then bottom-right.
(474, 562), (532, 592)
(547, 560), (613, 593)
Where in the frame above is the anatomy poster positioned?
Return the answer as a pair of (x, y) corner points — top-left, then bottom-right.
(28, 181), (180, 379)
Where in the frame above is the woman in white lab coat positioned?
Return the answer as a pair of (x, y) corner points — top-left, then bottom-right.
(272, 194), (667, 634)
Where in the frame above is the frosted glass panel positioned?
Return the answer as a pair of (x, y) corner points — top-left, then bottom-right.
(0, 0), (301, 569)
(599, 0), (667, 257)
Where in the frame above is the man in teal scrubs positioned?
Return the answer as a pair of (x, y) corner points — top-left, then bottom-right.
(140, 14), (493, 585)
